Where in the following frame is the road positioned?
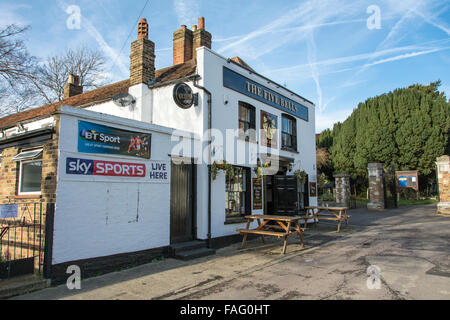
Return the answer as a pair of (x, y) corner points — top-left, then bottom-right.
(11, 204), (450, 300)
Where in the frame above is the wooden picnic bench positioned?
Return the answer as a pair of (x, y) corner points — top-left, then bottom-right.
(237, 215), (305, 254)
(305, 206), (350, 233)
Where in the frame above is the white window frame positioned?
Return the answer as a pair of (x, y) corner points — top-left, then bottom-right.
(16, 149), (43, 196)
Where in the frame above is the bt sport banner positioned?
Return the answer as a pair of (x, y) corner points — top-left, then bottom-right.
(78, 120), (151, 159)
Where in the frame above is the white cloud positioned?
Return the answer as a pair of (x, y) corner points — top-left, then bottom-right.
(173, 0), (200, 27)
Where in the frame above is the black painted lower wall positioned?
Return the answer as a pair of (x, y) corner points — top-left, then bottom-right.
(49, 233), (256, 286)
(50, 246), (170, 285)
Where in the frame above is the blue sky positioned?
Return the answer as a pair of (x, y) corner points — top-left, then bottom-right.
(1, 0), (449, 133)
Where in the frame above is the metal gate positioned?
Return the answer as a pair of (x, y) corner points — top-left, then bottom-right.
(170, 160), (195, 244)
(0, 201), (45, 279)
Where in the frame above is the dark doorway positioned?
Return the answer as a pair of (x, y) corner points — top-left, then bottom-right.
(170, 159), (195, 244)
(273, 176), (298, 216)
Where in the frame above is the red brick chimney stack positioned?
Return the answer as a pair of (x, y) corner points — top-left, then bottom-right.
(130, 18), (155, 86)
(173, 17), (212, 64)
(173, 25), (193, 65)
(193, 17), (211, 60)
(63, 74), (83, 99)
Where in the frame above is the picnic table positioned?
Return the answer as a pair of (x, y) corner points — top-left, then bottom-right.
(304, 206), (350, 232)
(237, 215), (305, 254)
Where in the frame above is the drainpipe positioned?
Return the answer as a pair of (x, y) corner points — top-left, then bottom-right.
(193, 76), (212, 248)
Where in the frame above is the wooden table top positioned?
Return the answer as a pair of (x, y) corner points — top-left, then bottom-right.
(305, 206), (348, 211)
(244, 215), (303, 222)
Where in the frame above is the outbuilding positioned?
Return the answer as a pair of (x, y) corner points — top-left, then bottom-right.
(0, 17), (316, 283)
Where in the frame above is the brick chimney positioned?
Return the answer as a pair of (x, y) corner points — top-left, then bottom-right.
(63, 74), (83, 99)
(130, 18), (155, 86)
(173, 25), (193, 65)
(193, 17), (212, 60)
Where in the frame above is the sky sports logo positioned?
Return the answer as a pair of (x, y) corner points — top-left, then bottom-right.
(66, 157), (146, 177)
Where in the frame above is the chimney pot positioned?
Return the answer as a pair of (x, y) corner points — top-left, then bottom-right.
(198, 17), (205, 30)
(138, 18), (149, 39)
(192, 25), (198, 31)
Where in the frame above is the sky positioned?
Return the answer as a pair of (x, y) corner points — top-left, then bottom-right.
(1, 0), (449, 133)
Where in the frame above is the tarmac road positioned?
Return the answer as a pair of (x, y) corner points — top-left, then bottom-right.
(11, 204), (450, 300)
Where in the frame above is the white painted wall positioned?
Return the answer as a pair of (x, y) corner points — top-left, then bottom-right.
(195, 47), (317, 239)
(53, 106), (193, 264)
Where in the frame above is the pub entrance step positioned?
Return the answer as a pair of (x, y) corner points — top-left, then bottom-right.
(170, 240), (216, 261)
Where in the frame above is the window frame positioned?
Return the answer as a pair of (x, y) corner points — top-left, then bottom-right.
(238, 101), (256, 142)
(16, 149), (43, 196)
(281, 114), (298, 152)
(225, 166), (251, 220)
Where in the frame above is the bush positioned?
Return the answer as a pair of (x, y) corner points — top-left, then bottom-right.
(399, 187), (418, 201)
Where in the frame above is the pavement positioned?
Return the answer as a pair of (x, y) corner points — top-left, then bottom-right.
(9, 204), (450, 300)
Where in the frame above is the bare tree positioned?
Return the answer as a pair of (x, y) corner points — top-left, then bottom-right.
(0, 24), (38, 116)
(0, 25), (36, 84)
(32, 46), (106, 104)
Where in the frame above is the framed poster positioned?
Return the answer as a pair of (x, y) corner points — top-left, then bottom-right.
(78, 121), (151, 159)
(253, 178), (263, 210)
(260, 111), (278, 149)
(309, 182), (317, 197)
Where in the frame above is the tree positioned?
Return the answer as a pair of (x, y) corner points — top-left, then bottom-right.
(31, 46), (106, 104)
(0, 24), (37, 116)
(326, 80), (450, 193)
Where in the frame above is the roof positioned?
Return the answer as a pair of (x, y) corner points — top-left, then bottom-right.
(230, 57), (255, 72)
(0, 60), (198, 130)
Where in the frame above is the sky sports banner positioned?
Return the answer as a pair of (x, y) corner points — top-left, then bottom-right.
(78, 120), (151, 159)
(66, 157), (146, 177)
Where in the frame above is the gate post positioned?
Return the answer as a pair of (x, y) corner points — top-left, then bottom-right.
(436, 155), (450, 215)
(333, 173), (350, 207)
(43, 203), (55, 279)
(367, 163), (385, 210)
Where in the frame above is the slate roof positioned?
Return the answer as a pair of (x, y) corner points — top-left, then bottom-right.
(0, 60), (198, 129)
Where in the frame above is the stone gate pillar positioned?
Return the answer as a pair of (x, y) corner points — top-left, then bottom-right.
(334, 173), (350, 207)
(367, 163), (385, 210)
(436, 155), (450, 215)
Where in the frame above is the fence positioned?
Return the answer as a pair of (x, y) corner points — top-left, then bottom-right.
(0, 201), (46, 279)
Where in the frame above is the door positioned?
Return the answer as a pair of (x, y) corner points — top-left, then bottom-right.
(273, 176), (298, 216)
(170, 160), (195, 244)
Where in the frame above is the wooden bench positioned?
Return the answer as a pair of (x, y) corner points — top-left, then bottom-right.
(237, 215), (305, 254)
(305, 207), (350, 232)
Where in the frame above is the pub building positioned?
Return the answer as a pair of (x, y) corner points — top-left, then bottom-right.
(0, 18), (316, 283)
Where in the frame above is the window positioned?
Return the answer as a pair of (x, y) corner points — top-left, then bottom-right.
(238, 102), (256, 141)
(13, 148), (43, 195)
(225, 167), (251, 219)
(282, 114), (297, 151)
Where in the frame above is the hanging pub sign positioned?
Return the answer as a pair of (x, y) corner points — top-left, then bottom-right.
(78, 121), (151, 159)
(253, 178), (263, 210)
(223, 66), (309, 121)
(173, 83), (194, 109)
(261, 111), (278, 149)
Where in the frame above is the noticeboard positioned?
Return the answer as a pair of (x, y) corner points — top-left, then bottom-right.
(252, 178), (263, 210)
